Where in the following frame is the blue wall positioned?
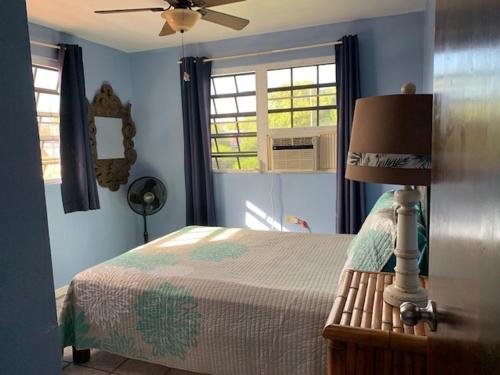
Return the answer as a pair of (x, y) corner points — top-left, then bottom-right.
(29, 24), (141, 288)
(0, 2), (60, 373)
(28, 11), (426, 287)
(423, 0), (436, 92)
(130, 11), (425, 237)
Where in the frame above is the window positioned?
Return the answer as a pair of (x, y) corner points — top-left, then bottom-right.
(210, 58), (336, 172)
(33, 65), (61, 182)
(210, 72), (258, 170)
(267, 63), (337, 129)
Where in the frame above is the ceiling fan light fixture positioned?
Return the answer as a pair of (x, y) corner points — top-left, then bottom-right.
(162, 9), (201, 32)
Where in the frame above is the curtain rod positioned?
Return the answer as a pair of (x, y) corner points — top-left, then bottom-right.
(30, 40), (61, 50)
(176, 40), (342, 64)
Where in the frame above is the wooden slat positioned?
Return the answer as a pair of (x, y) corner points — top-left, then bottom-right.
(327, 270), (353, 326)
(346, 342), (356, 375)
(341, 271), (360, 326)
(414, 320), (426, 336)
(392, 305), (404, 334)
(355, 345), (365, 375)
(381, 275), (393, 331)
(363, 346), (375, 375)
(403, 323), (415, 335)
(328, 340), (347, 375)
(360, 273), (376, 328)
(403, 352), (413, 375)
(392, 350), (403, 375)
(372, 274), (384, 330)
(351, 273), (368, 327)
(413, 353), (426, 375)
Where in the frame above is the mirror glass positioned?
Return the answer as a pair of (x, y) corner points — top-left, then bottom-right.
(95, 116), (124, 159)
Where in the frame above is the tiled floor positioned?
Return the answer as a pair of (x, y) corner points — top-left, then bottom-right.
(62, 347), (198, 375)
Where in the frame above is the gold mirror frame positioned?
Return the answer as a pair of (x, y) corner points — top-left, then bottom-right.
(88, 83), (137, 192)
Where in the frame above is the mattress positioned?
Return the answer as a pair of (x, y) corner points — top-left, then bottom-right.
(59, 226), (354, 375)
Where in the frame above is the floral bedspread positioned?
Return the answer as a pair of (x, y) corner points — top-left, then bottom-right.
(59, 226), (353, 375)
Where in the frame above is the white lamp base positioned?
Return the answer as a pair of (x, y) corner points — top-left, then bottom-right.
(383, 186), (428, 308)
(383, 283), (428, 307)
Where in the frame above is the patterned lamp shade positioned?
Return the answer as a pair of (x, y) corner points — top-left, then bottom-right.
(346, 92), (433, 186)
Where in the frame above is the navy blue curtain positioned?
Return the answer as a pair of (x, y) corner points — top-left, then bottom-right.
(180, 57), (216, 226)
(59, 44), (100, 213)
(335, 35), (366, 234)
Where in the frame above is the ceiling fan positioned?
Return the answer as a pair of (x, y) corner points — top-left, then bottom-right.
(95, 0), (250, 36)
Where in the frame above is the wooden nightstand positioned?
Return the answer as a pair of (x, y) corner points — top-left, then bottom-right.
(323, 269), (428, 375)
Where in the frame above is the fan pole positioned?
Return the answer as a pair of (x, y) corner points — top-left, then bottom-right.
(143, 210), (149, 244)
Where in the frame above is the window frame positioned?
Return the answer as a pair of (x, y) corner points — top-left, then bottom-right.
(33, 63), (62, 185)
(211, 56), (336, 173)
(210, 71), (258, 171)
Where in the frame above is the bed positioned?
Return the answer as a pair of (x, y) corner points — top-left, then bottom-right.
(59, 226), (354, 375)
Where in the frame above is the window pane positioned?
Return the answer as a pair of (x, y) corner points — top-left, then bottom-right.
(267, 63), (336, 132)
(239, 156), (259, 170)
(42, 163), (61, 181)
(34, 67), (59, 90)
(210, 80), (216, 95)
(212, 158), (219, 170)
(319, 95), (335, 106)
(215, 121), (237, 134)
(293, 110), (317, 128)
(268, 98), (291, 110)
(268, 69), (291, 89)
(210, 99), (216, 115)
(36, 93), (60, 114)
(40, 140), (60, 158)
(293, 87), (317, 108)
(268, 112), (291, 129)
(238, 116), (257, 132)
(216, 137), (240, 153)
(210, 72), (258, 171)
(34, 65), (61, 182)
(214, 97), (237, 114)
(268, 90), (291, 110)
(319, 64), (336, 84)
(38, 118), (59, 138)
(319, 86), (336, 106)
(236, 74), (256, 92)
(319, 109), (337, 126)
(217, 157), (239, 170)
(236, 95), (256, 112)
(212, 76), (236, 94)
(239, 136), (257, 152)
(293, 65), (317, 85)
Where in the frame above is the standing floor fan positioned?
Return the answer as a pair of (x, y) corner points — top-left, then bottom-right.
(127, 176), (167, 243)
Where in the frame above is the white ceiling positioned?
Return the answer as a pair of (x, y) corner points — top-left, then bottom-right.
(26, 0), (425, 53)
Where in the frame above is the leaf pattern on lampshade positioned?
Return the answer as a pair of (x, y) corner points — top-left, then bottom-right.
(347, 152), (431, 169)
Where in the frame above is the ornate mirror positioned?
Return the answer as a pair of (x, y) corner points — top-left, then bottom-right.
(88, 83), (137, 191)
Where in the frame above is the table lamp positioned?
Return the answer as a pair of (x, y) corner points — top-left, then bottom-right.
(346, 83), (432, 307)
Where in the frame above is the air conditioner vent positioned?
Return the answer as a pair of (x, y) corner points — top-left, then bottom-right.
(266, 131), (336, 172)
(270, 136), (318, 171)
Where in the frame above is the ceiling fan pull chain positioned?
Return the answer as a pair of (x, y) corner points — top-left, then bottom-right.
(182, 31), (191, 82)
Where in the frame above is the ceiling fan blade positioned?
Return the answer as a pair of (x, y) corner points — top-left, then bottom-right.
(198, 9), (249, 30)
(159, 21), (176, 36)
(192, 0), (245, 7)
(95, 7), (165, 14)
